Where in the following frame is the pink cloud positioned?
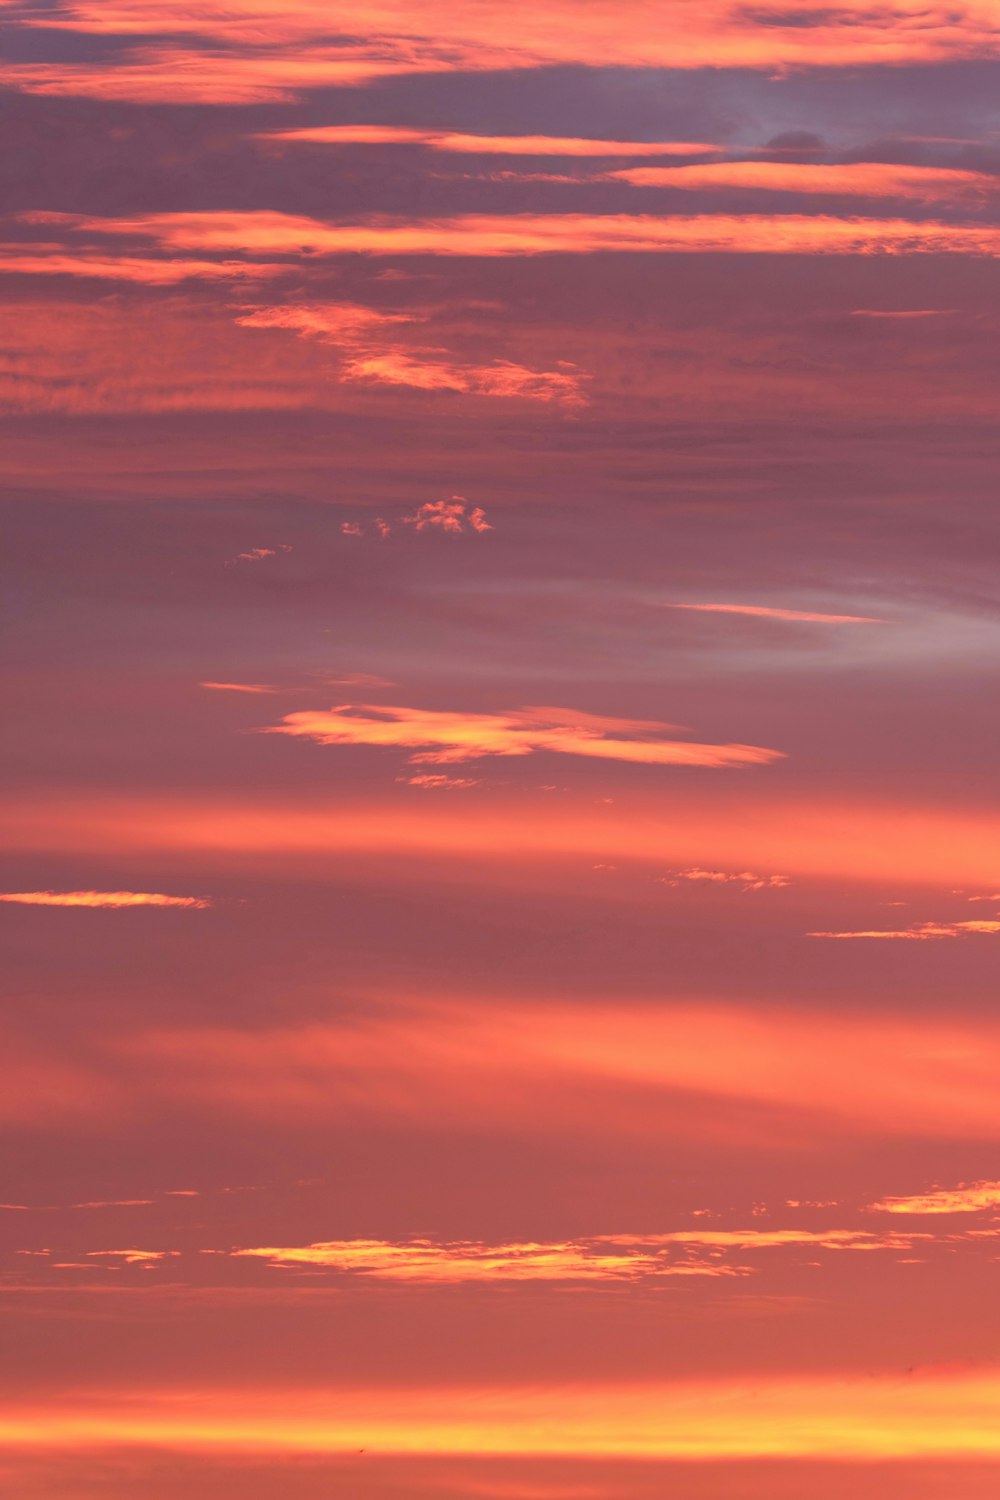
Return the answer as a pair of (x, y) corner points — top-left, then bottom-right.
(809, 920), (1000, 940)
(403, 497), (491, 534)
(667, 603), (885, 624)
(0, 891), (211, 910)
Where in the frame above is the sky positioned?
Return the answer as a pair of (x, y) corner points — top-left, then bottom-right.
(3, 2), (1000, 1496)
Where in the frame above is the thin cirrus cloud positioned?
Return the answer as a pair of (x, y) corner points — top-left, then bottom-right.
(0, 891), (211, 910)
(110, 999), (1000, 1144)
(264, 126), (725, 157)
(266, 703), (784, 768)
(657, 868), (789, 891)
(809, 919), (1000, 940)
(20, 212), (1000, 265)
(666, 603), (886, 624)
(236, 304), (586, 406)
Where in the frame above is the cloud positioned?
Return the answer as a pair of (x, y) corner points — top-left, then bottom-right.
(0, 891), (211, 910)
(226, 545), (292, 565)
(266, 127), (724, 157)
(657, 868), (789, 891)
(403, 498), (491, 534)
(110, 998), (1000, 1144)
(611, 161), (996, 204)
(809, 920), (1000, 939)
(233, 1236), (744, 1282)
(29, 211), (1000, 261)
(232, 1225), (929, 1283)
(6, 1), (1000, 107)
(666, 603), (886, 623)
(398, 774), (483, 789)
(267, 703), (783, 768)
(237, 304), (587, 406)
(200, 682), (282, 695)
(867, 1182), (1000, 1215)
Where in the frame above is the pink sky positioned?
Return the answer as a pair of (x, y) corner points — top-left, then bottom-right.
(3, 2), (1000, 1496)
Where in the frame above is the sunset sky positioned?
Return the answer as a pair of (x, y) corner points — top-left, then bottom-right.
(3, 2), (1000, 1496)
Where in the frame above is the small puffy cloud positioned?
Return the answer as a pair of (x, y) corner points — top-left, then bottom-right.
(341, 521), (364, 537)
(809, 920), (1000, 940)
(403, 497), (491, 533)
(269, 702), (783, 769)
(658, 868), (789, 892)
(0, 891), (211, 910)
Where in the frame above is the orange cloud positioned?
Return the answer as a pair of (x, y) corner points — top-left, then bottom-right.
(666, 603), (885, 623)
(27, 211), (1000, 261)
(867, 1182), (1000, 1215)
(403, 498), (491, 534)
(0, 891), (210, 910)
(233, 1237), (744, 1282)
(233, 1225), (926, 1282)
(199, 682), (281, 695)
(266, 126), (724, 156)
(6, 1367), (1000, 1457)
(399, 774), (483, 790)
(236, 303), (587, 405)
(809, 920), (1000, 940)
(8, 1), (1000, 107)
(267, 703), (783, 769)
(612, 161), (996, 203)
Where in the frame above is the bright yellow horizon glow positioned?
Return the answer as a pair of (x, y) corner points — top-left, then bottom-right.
(3, 1372), (1000, 1458)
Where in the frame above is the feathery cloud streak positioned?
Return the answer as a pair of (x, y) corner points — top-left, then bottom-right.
(666, 604), (886, 623)
(22, 212), (1000, 262)
(7, 1), (1000, 107)
(0, 891), (210, 910)
(267, 704), (783, 768)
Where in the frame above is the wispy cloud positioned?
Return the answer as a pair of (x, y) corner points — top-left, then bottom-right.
(268, 703), (783, 768)
(232, 1225), (926, 1283)
(200, 682), (282, 695)
(809, 920), (1000, 940)
(27, 211), (1000, 262)
(0, 891), (211, 910)
(867, 1182), (1000, 1215)
(226, 544), (292, 566)
(667, 603), (885, 624)
(237, 303), (587, 405)
(658, 868), (789, 891)
(266, 127), (724, 157)
(612, 161), (996, 204)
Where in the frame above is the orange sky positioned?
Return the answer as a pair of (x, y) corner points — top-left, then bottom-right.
(3, 0), (1000, 1495)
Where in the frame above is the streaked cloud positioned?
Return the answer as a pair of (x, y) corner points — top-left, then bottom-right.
(6, 1), (1000, 108)
(236, 303), (586, 405)
(666, 603), (885, 623)
(25, 211), (1000, 262)
(265, 127), (725, 157)
(0, 891), (211, 910)
(612, 161), (996, 204)
(268, 703), (783, 768)
(233, 1225), (930, 1283)
(809, 919), (1000, 940)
